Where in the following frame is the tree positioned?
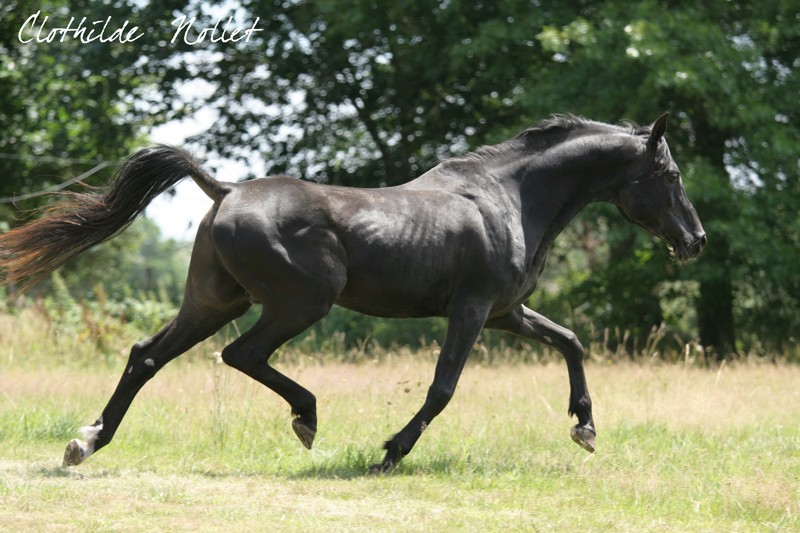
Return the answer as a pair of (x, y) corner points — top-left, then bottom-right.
(525, 1), (798, 356)
(1, 0), (199, 299)
(4, 0), (797, 357)
(0, 0), (201, 214)
(175, 0), (798, 356)
(182, 0), (550, 185)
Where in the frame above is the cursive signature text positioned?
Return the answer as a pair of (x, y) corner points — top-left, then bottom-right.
(18, 10), (144, 44)
(170, 15), (263, 45)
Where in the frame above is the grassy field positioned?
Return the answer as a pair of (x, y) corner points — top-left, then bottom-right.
(1, 344), (798, 532)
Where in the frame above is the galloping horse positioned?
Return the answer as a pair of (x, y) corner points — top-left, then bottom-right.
(0, 113), (705, 473)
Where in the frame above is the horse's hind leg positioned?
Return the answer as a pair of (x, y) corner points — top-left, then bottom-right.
(63, 220), (251, 466)
(219, 302), (331, 450)
(63, 297), (249, 466)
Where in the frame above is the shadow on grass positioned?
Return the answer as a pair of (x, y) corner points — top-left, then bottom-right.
(35, 465), (117, 480)
(288, 445), (379, 479)
(36, 466), (75, 478)
(25, 442), (587, 481)
(286, 448), (547, 480)
(287, 443), (509, 480)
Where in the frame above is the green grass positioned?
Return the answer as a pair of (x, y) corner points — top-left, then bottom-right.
(1, 353), (798, 531)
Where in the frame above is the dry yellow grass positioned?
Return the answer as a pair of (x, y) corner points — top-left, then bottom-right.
(1, 356), (799, 531)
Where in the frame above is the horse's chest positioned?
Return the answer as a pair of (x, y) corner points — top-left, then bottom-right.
(487, 232), (548, 311)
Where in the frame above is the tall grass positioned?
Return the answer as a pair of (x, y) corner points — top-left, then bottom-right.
(1, 349), (798, 530)
(1, 288), (787, 375)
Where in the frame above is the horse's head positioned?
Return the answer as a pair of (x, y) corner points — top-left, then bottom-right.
(615, 113), (706, 261)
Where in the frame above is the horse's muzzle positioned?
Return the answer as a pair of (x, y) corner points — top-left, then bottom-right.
(691, 233), (707, 257)
(670, 232), (706, 262)
(683, 233), (707, 260)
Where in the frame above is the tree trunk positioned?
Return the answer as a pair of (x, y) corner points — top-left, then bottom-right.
(696, 236), (736, 360)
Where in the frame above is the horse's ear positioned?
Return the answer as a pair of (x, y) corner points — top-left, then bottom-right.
(647, 112), (669, 149)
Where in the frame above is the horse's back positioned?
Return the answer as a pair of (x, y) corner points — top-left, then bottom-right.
(206, 176), (493, 317)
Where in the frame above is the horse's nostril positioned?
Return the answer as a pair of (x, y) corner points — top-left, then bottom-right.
(699, 233), (708, 247)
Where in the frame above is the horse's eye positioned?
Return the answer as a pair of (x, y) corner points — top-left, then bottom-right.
(668, 172), (680, 183)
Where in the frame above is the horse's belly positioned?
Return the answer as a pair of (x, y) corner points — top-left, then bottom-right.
(335, 258), (452, 318)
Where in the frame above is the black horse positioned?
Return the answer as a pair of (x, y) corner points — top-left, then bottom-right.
(0, 113), (705, 473)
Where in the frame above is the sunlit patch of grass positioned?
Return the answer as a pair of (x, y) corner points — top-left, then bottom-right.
(0, 349), (798, 530)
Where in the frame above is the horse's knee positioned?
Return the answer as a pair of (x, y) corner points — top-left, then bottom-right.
(220, 346), (259, 371)
(220, 346), (241, 368)
(560, 330), (585, 361)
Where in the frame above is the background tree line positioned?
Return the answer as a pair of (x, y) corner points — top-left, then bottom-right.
(1, 0), (797, 359)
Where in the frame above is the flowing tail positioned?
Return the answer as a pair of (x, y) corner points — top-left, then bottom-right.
(0, 145), (227, 292)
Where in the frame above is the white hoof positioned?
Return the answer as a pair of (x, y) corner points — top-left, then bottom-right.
(63, 439), (87, 466)
(62, 423), (103, 467)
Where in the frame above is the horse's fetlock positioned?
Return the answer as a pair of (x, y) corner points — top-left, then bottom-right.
(578, 395), (592, 410)
(292, 400), (316, 420)
(383, 437), (407, 459)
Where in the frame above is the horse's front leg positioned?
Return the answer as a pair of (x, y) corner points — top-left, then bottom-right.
(370, 302), (491, 474)
(486, 304), (596, 453)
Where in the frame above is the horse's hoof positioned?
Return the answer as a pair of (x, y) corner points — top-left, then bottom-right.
(368, 460), (396, 475)
(62, 439), (85, 467)
(570, 424), (596, 453)
(292, 418), (316, 450)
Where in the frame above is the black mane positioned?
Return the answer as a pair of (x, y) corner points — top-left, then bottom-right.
(458, 116), (643, 163)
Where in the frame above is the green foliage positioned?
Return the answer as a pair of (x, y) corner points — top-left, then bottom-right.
(36, 269), (179, 362)
(56, 217), (191, 304)
(299, 307), (449, 354)
(156, 0), (797, 357)
(0, 0), (198, 216)
(2, 0), (797, 359)
(13, 218), (187, 362)
(185, 0), (546, 185)
(512, 0), (799, 356)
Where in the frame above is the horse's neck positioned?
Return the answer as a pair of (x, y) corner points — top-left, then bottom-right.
(510, 137), (638, 264)
(516, 131), (640, 208)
